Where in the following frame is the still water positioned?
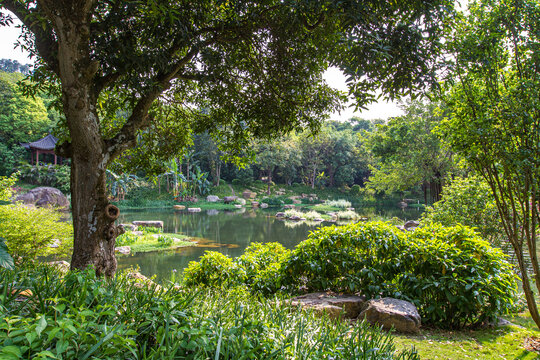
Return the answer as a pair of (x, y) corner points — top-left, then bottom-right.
(116, 205), (423, 281)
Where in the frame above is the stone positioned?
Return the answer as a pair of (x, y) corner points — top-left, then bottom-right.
(251, 201), (260, 207)
(301, 193), (308, 198)
(260, 203), (268, 209)
(346, 207), (355, 211)
(47, 260), (70, 274)
(120, 223), (138, 231)
(132, 231), (143, 236)
(275, 212), (286, 218)
(398, 201), (408, 208)
(359, 298), (421, 334)
(236, 198), (246, 205)
(224, 196), (237, 203)
(289, 215), (305, 221)
(404, 220), (420, 230)
(15, 187), (69, 210)
(234, 204), (243, 208)
(206, 195), (220, 202)
(126, 270), (163, 291)
(115, 246), (131, 255)
(132, 220), (164, 229)
(275, 191), (285, 195)
(173, 205), (186, 210)
(309, 194), (317, 198)
(242, 190), (253, 199)
(284, 204), (295, 209)
(49, 239), (60, 248)
(288, 292), (366, 319)
(279, 188), (286, 192)
(188, 207), (201, 212)
(293, 199), (301, 204)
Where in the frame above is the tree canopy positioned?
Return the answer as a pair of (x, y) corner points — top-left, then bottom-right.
(0, 0), (454, 275)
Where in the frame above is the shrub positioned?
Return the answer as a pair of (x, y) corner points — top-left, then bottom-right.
(18, 164), (71, 194)
(116, 231), (138, 246)
(184, 243), (290, 294)
(422, 176), (503, 245)
(283, 222), (407, 295)
(399, 224), (517, 328)
(0, 173), (17, 201)
(142, 226), (162, 234)
(283, 222), (517, 328)
(283, 209), (304, 219)
(336, 210), (359, 220)
(157, 235), (174, 247)
(0, 204), (73, 259)
(325, 199), (352, 208)
(350, 184), (362, 196)
(183, 251), (244, 287)
(303, 210), (323, 220)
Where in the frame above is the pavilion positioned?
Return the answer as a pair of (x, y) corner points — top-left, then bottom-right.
(20, 134), (62, 165)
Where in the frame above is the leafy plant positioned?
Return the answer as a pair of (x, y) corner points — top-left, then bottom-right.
(141, 226), (162, 235)
(0, 204), (73, 259)
(0, 237), (13, 269)
(115, 232), (137, 246)
(325, 199), (352, 208)
(183, 251), (244, 287)
(157, 235), (174, 247)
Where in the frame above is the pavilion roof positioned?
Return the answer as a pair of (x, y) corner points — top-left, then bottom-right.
(21, 134), (58, 151)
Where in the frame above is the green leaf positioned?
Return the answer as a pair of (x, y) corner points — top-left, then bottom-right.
(36, 316), (47, 337)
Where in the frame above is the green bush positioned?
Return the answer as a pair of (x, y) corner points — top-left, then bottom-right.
(325, 199), (352, 208)
(0, 173), (17, 201)
(283, 222), (407, 295)
(183, 251), (244, 287)
(142, 226), (162, 234)
(422, 176), (503, 245)
(157, 234), (174, 247)
(0, 204), (73, 259)
(350, 184), (362, 196)
(116, 231), (137, 246)
(18, 164), (71, 194)
(184, 243), (290, 294)
(283, 222), (517, 328)
(399, 224), (517, 328)
(261, 195), (293, 206)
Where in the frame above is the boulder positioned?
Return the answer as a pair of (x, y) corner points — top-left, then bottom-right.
(288, 292), (366, 319)
(289, 215), (305, 221)
(398, 201), (408, 208)
(346, 207), (355, 211)
(359, 298), (421, 334)
(206, 195), (220, 202)
(275, 212), (286, 218)
(404, 220), (420, 230)
(132, 220), (163, 229)
(284, 204), (295, 209)
(293, 199), (301, 204)
(173, 205), (186, 210)
(236, 198), (246, 205)
(49, 239), (61, 248)
(275, 191), (285, 195)
(234, 204), (243, 209)
(115, 246), (131, 255)
(251, 201), (260, 207)
(120, 223), (138, 231)
(309, 194), (318, 198)
(224, 196), (237, 204)
(15, 187), (69, 210)
(188, 207), (202, 212)
(242, 190), (253, 199)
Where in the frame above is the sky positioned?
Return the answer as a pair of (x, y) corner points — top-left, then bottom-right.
(0, 14), (404, 122)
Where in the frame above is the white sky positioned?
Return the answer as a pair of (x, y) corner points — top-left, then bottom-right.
(0, 14), (404, 121)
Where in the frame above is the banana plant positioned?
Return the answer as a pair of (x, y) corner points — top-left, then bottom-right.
(106, 170), (138, 200)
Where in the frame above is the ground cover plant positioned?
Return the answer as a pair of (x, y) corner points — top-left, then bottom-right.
(0, 263), (420, 359)
(116, 230), (193, 253)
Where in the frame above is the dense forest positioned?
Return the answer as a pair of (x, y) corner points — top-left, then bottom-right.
(0, 59), (457, 204)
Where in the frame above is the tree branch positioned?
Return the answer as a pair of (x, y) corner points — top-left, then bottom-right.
(2, 0), (59, 74)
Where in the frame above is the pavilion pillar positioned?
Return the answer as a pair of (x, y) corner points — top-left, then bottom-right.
(35, 150), (39, 165)
(54, 154), (57, 165)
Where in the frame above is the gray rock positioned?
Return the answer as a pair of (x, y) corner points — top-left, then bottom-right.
(120, 223), (138, 231)
(115, 246), (131, 255)
(288, 292), (366, 319)
(284, 204), (295, 209)
(275, 212), (286, 218)
(404, 220), (420, 230)
(15, 187), (69, 210)
(234, 204), (243, 208)
(260, 202), (268, 209)
(289, 215), (305, 221)
(206, 195), (220, 202)
(251, 201), (260, 207)
(236, 198), (246, 205)
(359, 298), (421, 334)
(224, 196), (237, 203)
(187, 207), (201, 212)
(49, 239), (61, 248)
(132, 220), (164, 229)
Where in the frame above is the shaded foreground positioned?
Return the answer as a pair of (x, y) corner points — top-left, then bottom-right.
(0, 263), (418, 359)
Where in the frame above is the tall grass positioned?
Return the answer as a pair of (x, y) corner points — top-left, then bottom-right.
(0, 264), (419, 359)
(325, 199), (352, 208)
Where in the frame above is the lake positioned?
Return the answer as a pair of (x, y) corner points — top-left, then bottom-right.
(116, 205), (423, 281)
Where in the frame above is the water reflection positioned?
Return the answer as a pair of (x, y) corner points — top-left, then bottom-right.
(116, 205), (422, 281)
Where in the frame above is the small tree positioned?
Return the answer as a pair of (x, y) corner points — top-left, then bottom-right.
(442, 0), (540, 327)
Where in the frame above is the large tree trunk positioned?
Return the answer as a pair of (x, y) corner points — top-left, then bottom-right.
(52, 3), (122, 276)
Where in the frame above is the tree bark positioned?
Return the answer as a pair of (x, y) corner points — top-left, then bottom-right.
(47, 1), (122, 276)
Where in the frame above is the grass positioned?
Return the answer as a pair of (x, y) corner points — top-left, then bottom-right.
(392, 312), (540, 359)
(117, 230), (194, 253)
